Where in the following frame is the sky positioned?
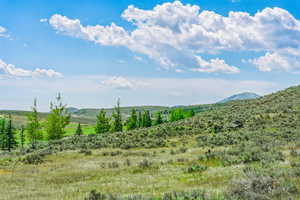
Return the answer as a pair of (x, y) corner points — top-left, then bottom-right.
(0, 0), (300, 111)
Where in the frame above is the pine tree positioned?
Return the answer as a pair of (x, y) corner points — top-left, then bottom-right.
(45, 93), (71, 140)
(154, 111), (163, 125)
(26, 98), (43, 148)
(111, 98), (123, 132)
(20, 126), (25, 148)
(127, 109), (137, 130)
(0, 117), (6, 150)
(75, 123), (83, 136)
(142, 110), (152, 127)
(6, 115), (17, 152)
(137, 111), (142, 128)
(95, 109), (110, 134)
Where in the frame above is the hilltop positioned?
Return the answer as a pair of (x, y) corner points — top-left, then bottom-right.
(218, 92), (261, 103)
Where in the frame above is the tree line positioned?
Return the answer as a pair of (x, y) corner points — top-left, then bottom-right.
(0, 94), (196, 151)
(91, 99), (195, 135)
(0, 94), (70, 151)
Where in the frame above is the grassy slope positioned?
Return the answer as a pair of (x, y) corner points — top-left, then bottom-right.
(1, 85), (300, 199)
(0, 145), (237, 200)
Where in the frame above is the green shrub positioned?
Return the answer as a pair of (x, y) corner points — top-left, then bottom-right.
(124, 159), (131, 167)
(22, 153), (44, 165)
(186, 164), (207, 173)
(79, 149), (92, 155)
(227, 166), (298, 200)
(85, 190), (105, 200)
(108, 161), (119, 168)
(138, 159), (152, 169)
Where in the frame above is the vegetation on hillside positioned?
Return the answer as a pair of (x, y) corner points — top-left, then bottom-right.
(1, 85), (300, 199)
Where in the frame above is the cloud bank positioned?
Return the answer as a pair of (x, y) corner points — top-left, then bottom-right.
(0, 60), (63, 78)
(49, 1), (300, 73)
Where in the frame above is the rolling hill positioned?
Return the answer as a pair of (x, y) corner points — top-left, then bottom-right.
(51, 84), (300, 150)
(2, 85), (300, 200)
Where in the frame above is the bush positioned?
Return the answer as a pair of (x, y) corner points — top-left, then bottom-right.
(79, 149), (92, 155)
(138, 159), (152, 169)
(186, 164), (207, 173)
(108, 161), (119, 168)
(85, 190), (105, 200)
(179, 147), (188, 153)
(22, 153), (44, 165)
(84, 189), (217, 200)
(102, 151), (122, 157)
(290, 148), (300, 157)
(227, 166), (298, 200)
(124, 159), (131, 167)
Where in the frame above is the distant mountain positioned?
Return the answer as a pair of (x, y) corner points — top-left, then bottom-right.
(66, 107), (79, 114)
(218, 92), (261, 103)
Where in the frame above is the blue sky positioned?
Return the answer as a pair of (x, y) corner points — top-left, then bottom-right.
(0, 0), (300, 111)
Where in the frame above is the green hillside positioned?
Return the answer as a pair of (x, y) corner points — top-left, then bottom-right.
(35, 85), (300, 150)
(0, 104), (224, 128)
(1, 85), (300, 200)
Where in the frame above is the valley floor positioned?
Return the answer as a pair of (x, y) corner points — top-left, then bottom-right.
(0, 139), (300, 200)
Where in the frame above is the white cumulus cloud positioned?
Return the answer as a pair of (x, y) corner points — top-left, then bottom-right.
(249, 50), (300, 72)
(48, 1), (300, 73)
(192, 56), (240, 73)
(101, 76), (139, 90)
(40, 18), (48, 23)
(0, 59), (63, 78)
(0, 26), (8, 37)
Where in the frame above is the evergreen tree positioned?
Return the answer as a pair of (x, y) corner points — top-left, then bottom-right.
(169, 108), (185, 122)
(20, 126), (25, 148)
(154, 111), (163, 125)
(137, 111), (142, 128)
(170, 110), (176, 122)
(127, 109), (138, 130)
(26, 98), (43, 148)
(45, 93), (71, 140)
(111, 98), (123, 132)
(95, 109), (110, 134)
(186, 110), (195, 118)
(142, 110), (152, 127)
(75, 123), (83, 136)
(6, 115), (17, 152)
(0, 117), (6, 150)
